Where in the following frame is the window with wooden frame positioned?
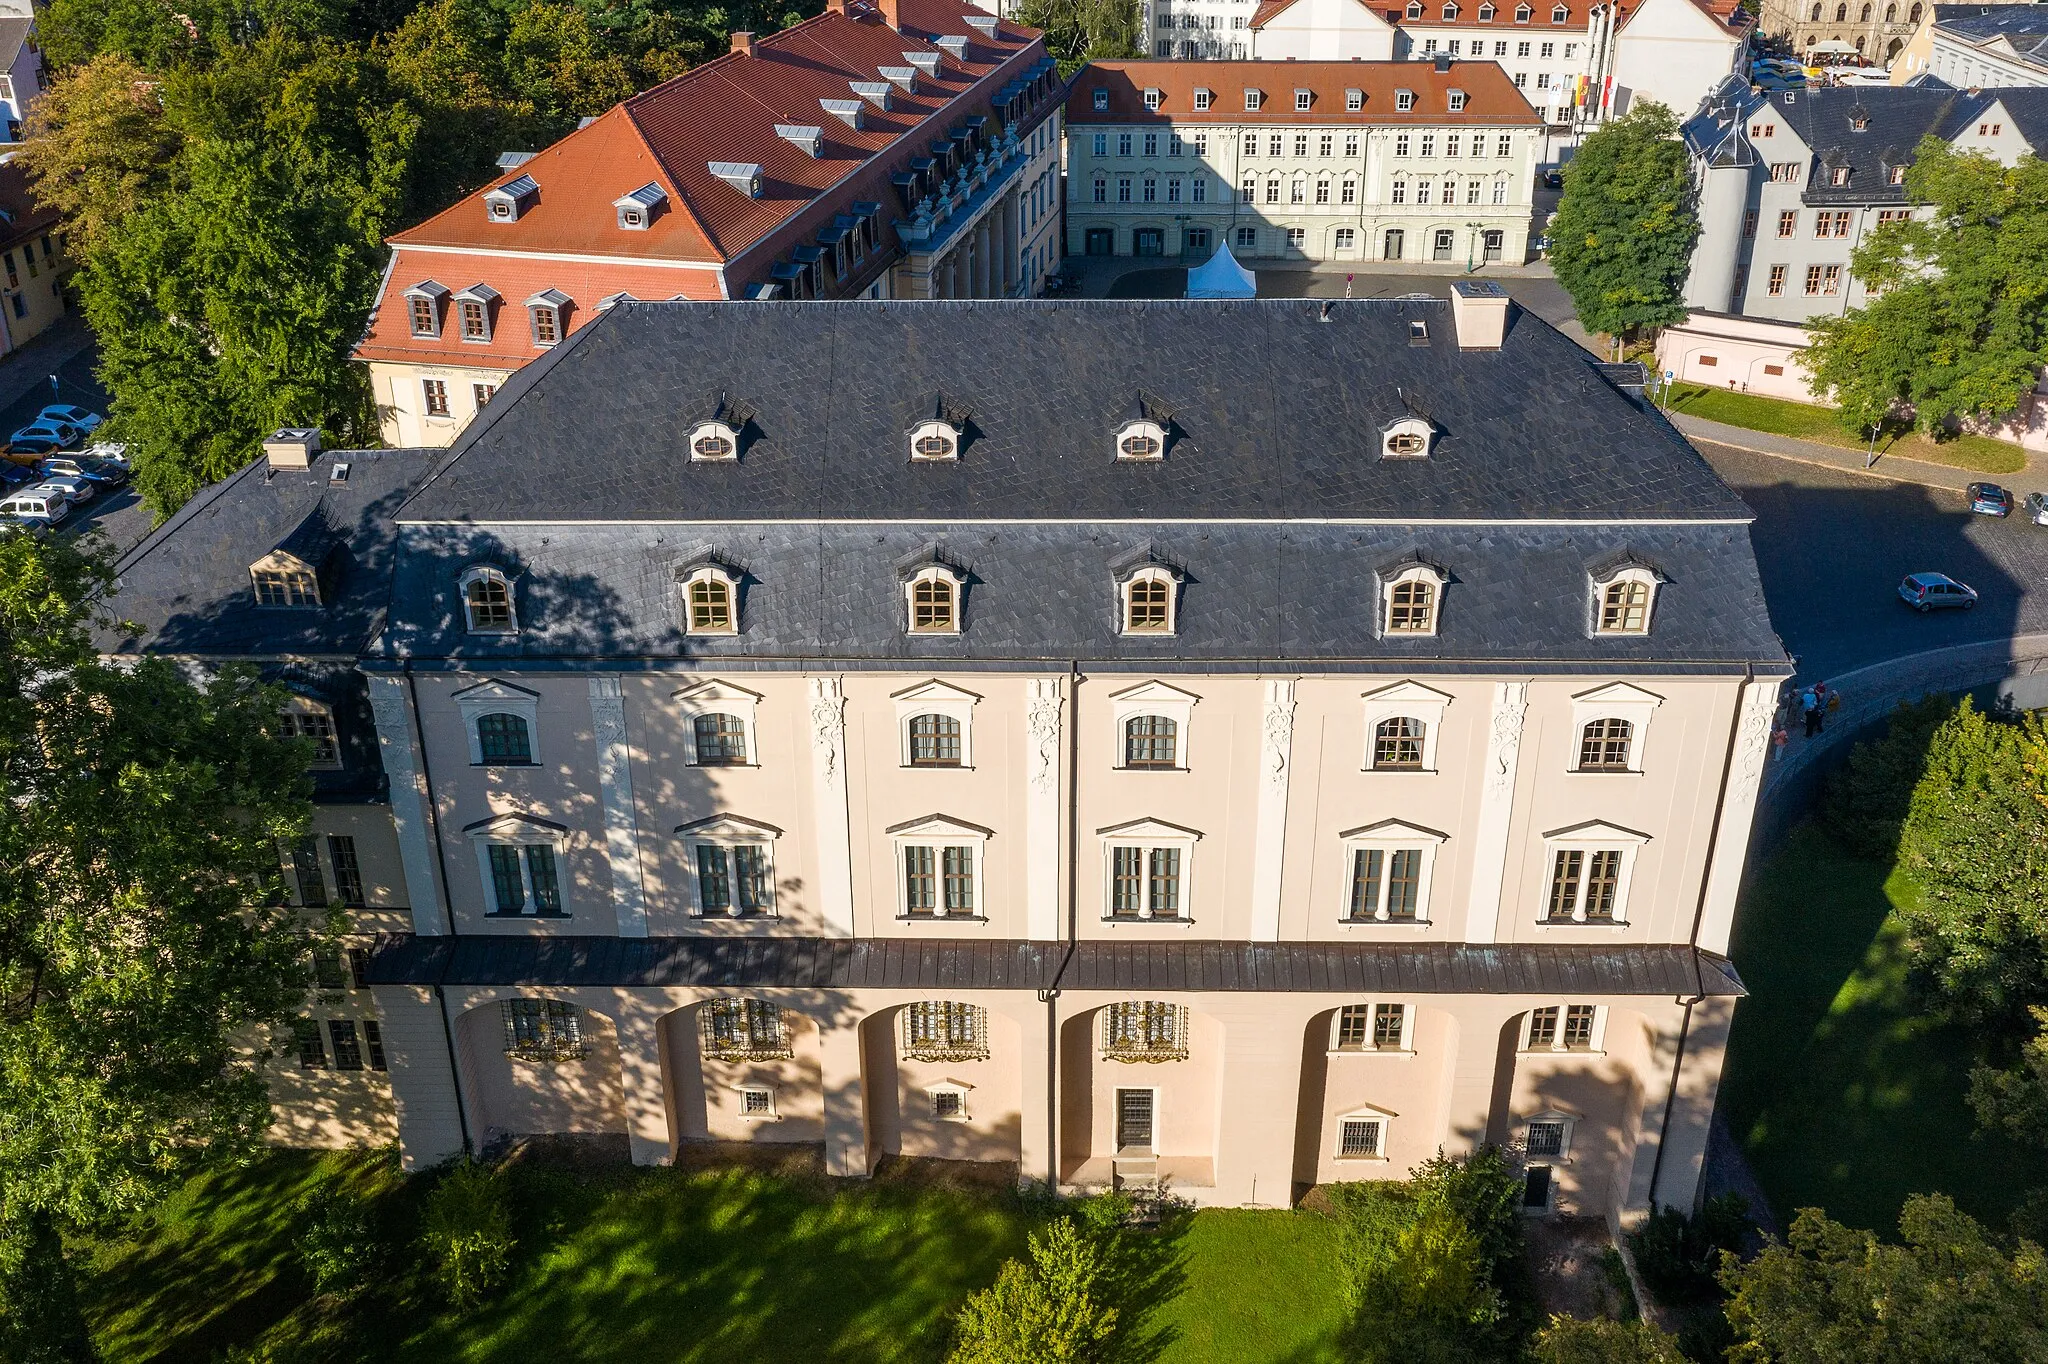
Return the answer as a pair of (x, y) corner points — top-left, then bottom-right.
(1101, 1000), (1188, 1061)
(252, 564), (320, 607)
(681, 565), (739, 635)
(699, 998), (791, 1059)
(1330, 1001), (1411, 1051)
(1100, 819), (1199, 922)
(1123, 715), (1179, 769)
(1577, 718), (1632, 770)
(1381, 564), (1445, 636)
(502, 999), (585, 1061)
(891, 816), (989, 919)
(1340, 820), (1444, 924)
(1591, 566), (1657, 635)
(461, 566), (515, 632)
(902, 1001), (990, 1060)
(683, 818), (777, 917)
(276, 698), (341, 767)
(1121, 569), (1176, 634)
(905, 567), (962, 634)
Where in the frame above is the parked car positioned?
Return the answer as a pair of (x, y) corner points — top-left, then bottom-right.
(38, 455), (128, 487)
(10, 421), (81, 451)
(0, 461), (38, 489)
(2023, 491), (2048, 526)
(32, 474), (94, 505)
(4, 435), (66, 460)
(1967, 482), (2014, 516)
(0, 489), (72, 527)
(1898, 572), (1979, 611)
(82, 441), (130, 470)
(38, 404), (103, 434)
(1540, 169), (1565, 190)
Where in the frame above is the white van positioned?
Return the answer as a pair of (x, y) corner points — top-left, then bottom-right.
(0, 490), (72, 526)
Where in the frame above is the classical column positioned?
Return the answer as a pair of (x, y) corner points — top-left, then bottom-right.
(610, 989), (670, 1164)
(1247, 678), (1296, 942)
(949, 249), (967, 299)
(588, 675), (649, 938)
(1694, 679), (1780, 955)
(1025, 676), (1065, 941)
(807, 676), (856, 936)
(1463, 680), (1530, 944)
(366, 673), (448, 935)
(974, 221), (992, 297)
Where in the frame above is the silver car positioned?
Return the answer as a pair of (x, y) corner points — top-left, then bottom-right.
(32, 474), (93, 505)
(1898, 572), (1978, 611)
(2023, 492), (2048, 526)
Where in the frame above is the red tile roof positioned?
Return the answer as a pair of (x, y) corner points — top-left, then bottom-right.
(0, 162), (59, 253)
(1065, 60), (1541, 124)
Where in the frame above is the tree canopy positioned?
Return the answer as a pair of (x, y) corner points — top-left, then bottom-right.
(1802, 138), (2048, 438)
(1546, 100), (1700, 340)
(1008, 0), (1139, 70)
(0, 532), (321, 1358)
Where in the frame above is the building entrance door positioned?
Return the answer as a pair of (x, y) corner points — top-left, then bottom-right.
(1433, 228), (1455, 261)
(1116, 1089), (1155, 1152)
(1085, 228), (1115, 256)
(1384, 228), (1405, 261)
(1133, 228), (1165, 256)
(1483, 229), (1504, 262)
(1183, 227), (1212, 257)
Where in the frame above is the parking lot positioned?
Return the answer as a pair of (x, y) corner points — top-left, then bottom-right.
(0, 323), (154, 552)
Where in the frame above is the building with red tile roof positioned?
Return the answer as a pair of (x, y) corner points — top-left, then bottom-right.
(359, 0), (1064, 447)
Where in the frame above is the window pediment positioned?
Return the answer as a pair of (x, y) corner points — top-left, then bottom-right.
(886, 813), (994, 840)
(672, 678), (763, 713)
(1361, 679), (1453, 707)
(452, 678), (540, 705)
(1572, 681), (1664, 708)
(1338, 818), (1448, 843)
(462, 811), (568, 839)
(1107, 679), (1201, 708)
(675, 813), (783, 839)
(1542, 818), (1651, 844)
(1096, 816), (1202, 841)
(891, 678), (982, 706)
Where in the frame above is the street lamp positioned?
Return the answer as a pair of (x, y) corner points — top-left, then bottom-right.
(1464, 221), (1484, 272)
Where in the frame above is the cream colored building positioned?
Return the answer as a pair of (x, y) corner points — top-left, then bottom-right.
(1064, 59), (1542, 264)
(115, 298), (1787, 1220)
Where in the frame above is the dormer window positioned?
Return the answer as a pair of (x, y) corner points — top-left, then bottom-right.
(1193, 87), (1212, 110)
(277, 696), (341, 768)
(709, 162), (764, 198)
(614, 182), (668, 229)
(1448, 89), (1468, 111)
(1093, 88), (1109, 111)
(1143, 87), (1162, 111)
(1120, 566), (1179, 635)
(1829, 166), (1851, 186)
(1406, 0), (1422, 15)
(908, 418), (960, 461)
(905, 566), (963, 634)
(1245, 88), (1263, 111)
(1346, 88), (1363, 111)
(690, 419), (740, 461)
(1115, 416), (1167, 461)
(525, 289), (568, 348)
(460, 565), (516, 633)
(251, 556), (320, 607)
(1590, 560), (1662, 636)
(680, 563), (740, 635)
(454, 285), (498, 343)
(1478, 1), (1495, 17)
(1395, 88), (1415, 112)
(1551, 3), (1568, 19)
(1381, 416), (1434, 458)
(483, 174), (538, 223)
(1442, 2), (1458, 18)
(1380, 560), (1446, 637)
(1888, 164), (1905, 184)
(1516, 1), (1532, 16)
(404, 280), (448, 338)
(1295, 89), (1313, 111)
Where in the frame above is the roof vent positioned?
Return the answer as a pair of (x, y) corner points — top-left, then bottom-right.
(264, 428), (321, 472)
(850, 80), (893, 108)
(328, 461), (351, 486)
(708, 162), (764, 198)
(880, 64), (918, 90)
(484, 174), (539, 223)
(614, 182), (669, 227)
(495, 150), (536, 170)
(777, 123), (825, 156)
(821, 97), (866, 128)
(934, 34), (970, 59)
(905, 51), (942, 75)
(964, 13), (998, 34)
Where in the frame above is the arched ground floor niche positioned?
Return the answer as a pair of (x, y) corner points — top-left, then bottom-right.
(1291, 1003), (1460, 1196)
(1059, 1000), (1222, 1192)
(662, 996), (826, 1150)
(860, 1001), (1024, 1171)
(1491, 1004), (1656, 1216)
(456, 995), (629, 1157)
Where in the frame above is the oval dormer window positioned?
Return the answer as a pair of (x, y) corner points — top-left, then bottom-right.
(690, 421), (739, 461)
(909, 419), (960, 461)
(1387, 432), (1427, 456)
(915, 432), (955, 459)
(1120, 434), (1161, 459)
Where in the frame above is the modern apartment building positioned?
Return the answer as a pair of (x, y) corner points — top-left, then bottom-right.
(1063, 59), (1541, 263)
(354, 0), (1063, 448)
(1891, 2), (2048, 84)
(115, 296), (1787, 1218)
(1681, 83), (2048, 323)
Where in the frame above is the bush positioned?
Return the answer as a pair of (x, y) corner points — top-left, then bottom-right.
(947, 1217), (1118, 1364)
(419, 1160), (514, 1308)
(293, 1190), (380, 1297)
(1530, 1315), (1686, 1364)
(1823, 695), (1954, 859)
(1626, 1195), (1749, 1305)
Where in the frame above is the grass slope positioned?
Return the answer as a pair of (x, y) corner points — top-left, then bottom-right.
(1150, 1210), (1350, 1364)
(1718, 824), (2033, 1234)
(1666, 383), (2026, 474)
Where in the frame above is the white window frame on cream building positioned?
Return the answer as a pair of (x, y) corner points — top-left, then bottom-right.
(1327, 1001), (1414, 1053)
(927, 1080), (973, 1122)
(1520, 1106), (1579, 1163)
(1109, 679), (1199, 771)
(904, 564), (965, 635)
(1334, 1104), (1397, 1161)
(1521, 1003), (1607, 1054)
(1538, 821), (1649, 927)
(465, 812), (571, 917)
(688, 418), (741, 462)
(1338, 820), (1445, 926)
(1360, 679), (1452, 772)
(1098, 817), (1201, 923)
(736, 1084), (780, 1120)
(892, 678), (980, 768)
(1590, 563), (1661, 636)
(1568, 682), (1662, 774)
(673, 678), (762, 768)
(453, 678), (541, 766)
(1118, 564), (1181, 636)
(1379, 561), (1446, 637)
(676, 813), (781, 918)
(889, 814), (992, 920)
(459, 564), (518, 634)
(679, 563), (741, 635)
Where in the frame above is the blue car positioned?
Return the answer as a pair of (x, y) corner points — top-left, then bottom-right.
(1967, 482), (2013, 517)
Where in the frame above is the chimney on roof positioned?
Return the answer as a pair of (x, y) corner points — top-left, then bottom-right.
(879, 0), (901, 29)
(827, 0), (846, 10)
(731, 30), (756, 54)
(263, 428), (320, 472)
(1449, 280), (1511, 350)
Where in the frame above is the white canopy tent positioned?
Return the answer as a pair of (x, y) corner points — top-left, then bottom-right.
(1184, 242), (1257, 300)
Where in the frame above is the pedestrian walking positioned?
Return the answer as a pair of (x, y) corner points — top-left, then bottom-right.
(1812, 681), (1829, 733)
(1801, 686), (1821, 738)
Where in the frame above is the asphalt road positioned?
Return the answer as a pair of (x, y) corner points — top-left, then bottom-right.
(1694, 440), (2048, 680)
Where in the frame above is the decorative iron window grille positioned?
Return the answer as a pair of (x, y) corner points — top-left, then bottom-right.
(700, 998), (792, 1061)
(1102, 1001), (1188, 1062)
(501, 999), (585, 1062)
(902, 1001), (990, 1061)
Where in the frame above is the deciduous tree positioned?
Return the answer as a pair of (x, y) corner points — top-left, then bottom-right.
(1547, 101), (1699, 340)
(1803, 140), (2048, 438)
(1009, 0), (1140, 69)
(1531, 1317), (1687, 1364)
(948, 1217), (1119, 1364)
(0, 534), (321, 1359)
(15, 55), (183, 258)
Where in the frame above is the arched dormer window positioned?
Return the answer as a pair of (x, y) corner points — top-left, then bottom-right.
(276, 696), (341, 768)
(251, 552), (321, 607)
(909, 418), (961, 461)
(1115, 418), (1167, 461)
(679, 563), (739, 635)
(1588, 557), (1662, 636)
(905, 565), (963, 634)
(460, 565), (516, 633)
(1379, 559), (1446, 637)
(1121, 569), (1177, 634)
(1381, 415), (1434, 459)
(689, 419), (739, 462)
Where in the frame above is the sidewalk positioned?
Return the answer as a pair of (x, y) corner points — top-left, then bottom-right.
(1669, 411), (2048, 497)
(0, 313), (98, 414)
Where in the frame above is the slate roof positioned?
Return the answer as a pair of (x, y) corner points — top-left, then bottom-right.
(1933, 1), (2048, 69)
(1767, 86), (1960, 204)
(363, 933), (1747, 996)
(0, 18), (31, 74)
(103, 448), (445, 657)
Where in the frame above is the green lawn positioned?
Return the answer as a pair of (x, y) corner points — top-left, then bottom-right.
(1665, 382), (2027, 474)
(77, 1152), (1353, 1364)
(1718, 823), (2034, 1235)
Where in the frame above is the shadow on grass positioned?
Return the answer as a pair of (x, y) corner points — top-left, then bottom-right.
(1720, 823), (2034, 1234)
